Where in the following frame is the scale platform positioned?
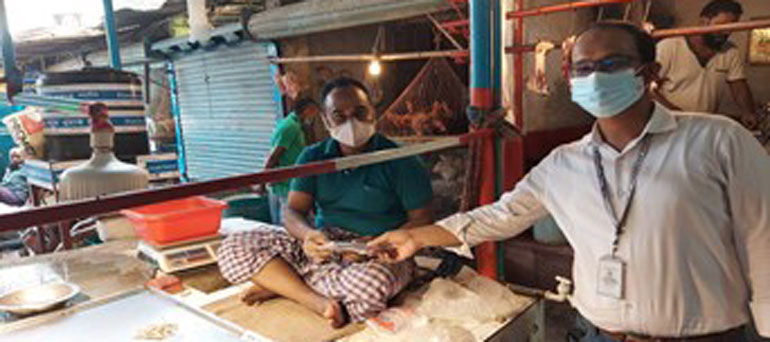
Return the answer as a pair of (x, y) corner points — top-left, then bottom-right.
(137, 235), (222, 273)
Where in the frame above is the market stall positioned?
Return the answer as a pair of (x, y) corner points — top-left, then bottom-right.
(1, 0), (769, 341)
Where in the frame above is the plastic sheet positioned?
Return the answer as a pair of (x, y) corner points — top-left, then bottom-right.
(416, 278), (516, 324)
(464, 276), (532, 320)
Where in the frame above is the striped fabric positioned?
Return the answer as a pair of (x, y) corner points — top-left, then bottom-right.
(217, 225), (414, 321)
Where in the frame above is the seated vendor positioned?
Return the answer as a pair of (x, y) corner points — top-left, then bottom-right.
(217, 77), (433, 328)
(0, 147), (28, 206)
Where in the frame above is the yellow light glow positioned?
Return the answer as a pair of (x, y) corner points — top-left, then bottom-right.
(368, 60), (382, 76)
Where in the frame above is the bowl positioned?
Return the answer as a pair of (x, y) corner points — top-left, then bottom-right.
(0, 282), (80, 316)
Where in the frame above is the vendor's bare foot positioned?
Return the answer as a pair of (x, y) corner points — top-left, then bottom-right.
(241, 285), (278, 306)
(322, 300), (347, 329)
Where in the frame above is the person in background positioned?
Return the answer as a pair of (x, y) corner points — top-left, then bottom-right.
(218, 78), (433, 328)
(370, 22), (769, 341)
(256, 98), (320, 225)
(654, 0), (759, 128)
(0, 147), (28, 206)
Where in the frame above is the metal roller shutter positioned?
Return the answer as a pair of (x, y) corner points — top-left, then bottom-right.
(173, 41), (282, 180)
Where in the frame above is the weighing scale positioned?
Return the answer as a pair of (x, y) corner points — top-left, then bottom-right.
(137, 235), (222, 273)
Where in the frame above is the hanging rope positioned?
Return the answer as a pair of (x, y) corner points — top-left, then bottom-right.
(570, 0), (578, 35)
(643, 0), (653, 23)
(623, 2), (632, 21)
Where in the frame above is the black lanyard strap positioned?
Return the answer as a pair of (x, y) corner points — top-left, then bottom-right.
(592, 135), (652, 256)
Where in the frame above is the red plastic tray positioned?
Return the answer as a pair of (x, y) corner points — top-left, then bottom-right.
(122, 196), (227, 245)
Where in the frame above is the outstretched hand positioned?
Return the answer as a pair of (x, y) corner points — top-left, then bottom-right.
(367, 230), (422, 263)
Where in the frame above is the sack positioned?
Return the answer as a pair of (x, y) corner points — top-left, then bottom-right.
(3, 107), (45, 158)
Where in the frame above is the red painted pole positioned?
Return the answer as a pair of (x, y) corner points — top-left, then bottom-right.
(506, 0), (633, 19)
(505, 45), (536, 54)
(441, 19), (469, 30)
(477, 136), (498, 279)
(513, 0), (524, 129)
(503, 137), (525, 191)
(652, 18), (770, 38)
(498, 0), (527, 282)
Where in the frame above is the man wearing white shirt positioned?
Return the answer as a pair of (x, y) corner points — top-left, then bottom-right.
(653, 0), (759, 129)
(369, 22), (769, 341)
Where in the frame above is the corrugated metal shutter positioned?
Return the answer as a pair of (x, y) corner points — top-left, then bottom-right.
(174, 41), (281, 180)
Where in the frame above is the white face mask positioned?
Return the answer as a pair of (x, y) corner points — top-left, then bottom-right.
(328, 119), (376, 148)
(570, 69), (645, 118)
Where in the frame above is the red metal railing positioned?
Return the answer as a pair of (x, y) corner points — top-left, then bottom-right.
(441, 19), (469, 31)
(0, 130), (494, 233)
(652, 18), (770, 38)
(506, 0), (633, 19)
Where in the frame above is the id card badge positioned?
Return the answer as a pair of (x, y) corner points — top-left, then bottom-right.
(597, 255), (625, 300)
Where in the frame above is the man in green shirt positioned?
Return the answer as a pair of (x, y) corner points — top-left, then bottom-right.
(288, 131), (433, 236)
(218, 78), (433, 328)
(256, 98), (320, 224)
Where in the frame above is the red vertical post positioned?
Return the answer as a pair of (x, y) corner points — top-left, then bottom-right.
(503, 137), (525, 191)
(502, 0), (527, 190)
(477, 133), (498, 279)
(497, 0), (528, 282)
(513, 0), (524, 129)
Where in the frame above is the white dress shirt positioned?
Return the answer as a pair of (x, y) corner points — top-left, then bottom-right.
(438, 103), (770, 337)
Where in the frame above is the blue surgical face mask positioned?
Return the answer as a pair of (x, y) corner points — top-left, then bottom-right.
(570, 69), (645, 118)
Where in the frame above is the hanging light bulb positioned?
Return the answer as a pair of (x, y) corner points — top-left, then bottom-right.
(368, 59), (382, 76)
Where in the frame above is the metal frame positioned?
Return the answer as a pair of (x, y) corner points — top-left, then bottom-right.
(269, 50), (468, 64)
(652, 18), (770, 38)
(469, 0), (498, 279)
(506, 0), (633, 19)
(0, 0), (124, 98)
(0, 0), (20, 95)
(167, 61), (188, 182)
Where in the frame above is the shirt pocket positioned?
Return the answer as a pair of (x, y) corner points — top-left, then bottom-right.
(708, 62), (729, 79)
(359, 181), (396, 211)
(704, 68), (727, 89)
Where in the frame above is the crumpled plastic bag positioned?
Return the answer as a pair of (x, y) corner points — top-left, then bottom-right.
(416, 278), (516, 324)
(464, 275), (530, 320)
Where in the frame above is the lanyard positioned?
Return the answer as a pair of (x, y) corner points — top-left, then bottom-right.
(592, 135), (651, 256)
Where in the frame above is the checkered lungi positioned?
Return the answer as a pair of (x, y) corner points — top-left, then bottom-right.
(217, 225), (415, 322)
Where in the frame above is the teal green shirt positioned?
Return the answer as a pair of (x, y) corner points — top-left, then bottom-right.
(269, 113), (306, 198)
(290, 133), (433, 236)
(2, 167), (28, 202)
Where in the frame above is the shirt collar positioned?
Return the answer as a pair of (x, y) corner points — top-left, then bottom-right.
(588, 102), (678, 150)
(287, 112), (300, 123)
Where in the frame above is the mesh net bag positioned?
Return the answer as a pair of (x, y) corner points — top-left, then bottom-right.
(378, 58), (469, 137)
